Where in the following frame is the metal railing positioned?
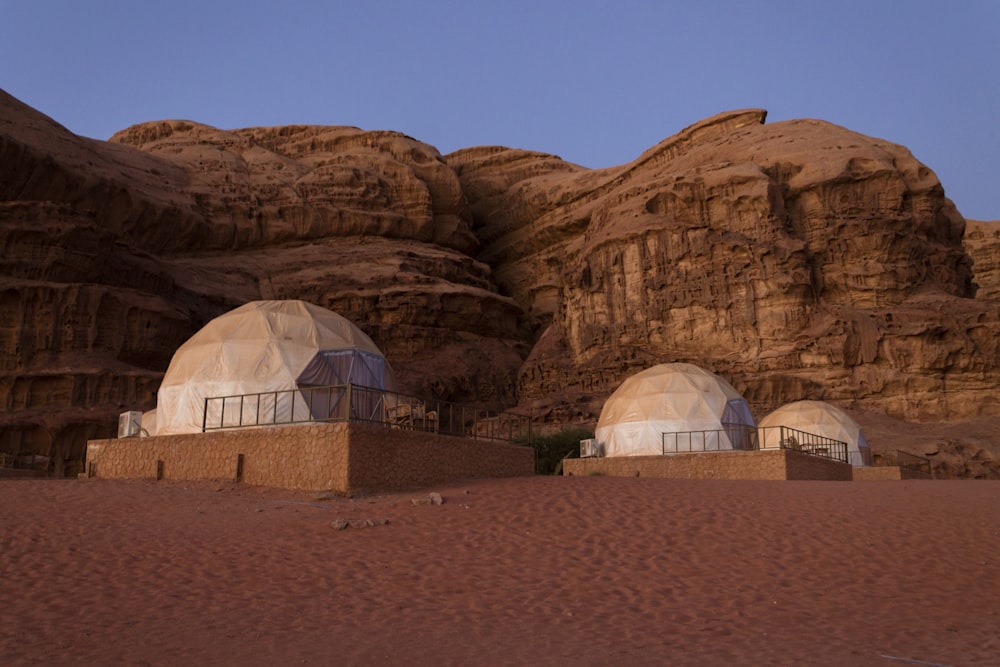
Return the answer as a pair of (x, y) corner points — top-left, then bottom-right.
(662, 424), (759, 454)
(201, 383), (531, 443)
(879, 449), (933, 476)
(757, 425), (849, 464)
(0, 451), (50, 477)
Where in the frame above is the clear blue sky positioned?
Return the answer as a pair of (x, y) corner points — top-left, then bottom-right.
(2, 1), (997, 219)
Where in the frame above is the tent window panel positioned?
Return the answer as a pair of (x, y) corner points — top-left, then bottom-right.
(346, 350), (391, 390)
(296, 349), (392, 390)
(721, 399), (754, 427)
(300, 386), (348, 422)
(296, 351), (350, 387)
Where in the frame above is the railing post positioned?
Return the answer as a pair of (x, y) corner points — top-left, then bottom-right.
(202, 397), (209, 432)
(346, 383), (352, 423)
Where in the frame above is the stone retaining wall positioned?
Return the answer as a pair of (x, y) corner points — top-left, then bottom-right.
(783, 449), (854, 481)
(853, 465), (932, 481)
(85, 422), (534, 493)
(563, 449), (853, 481)
(346, 423), (533, 493)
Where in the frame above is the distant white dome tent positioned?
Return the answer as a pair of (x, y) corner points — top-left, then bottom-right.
(758, 400), (872, 466)
(152, 300), (394, 435)
(595, 363), (756, 457)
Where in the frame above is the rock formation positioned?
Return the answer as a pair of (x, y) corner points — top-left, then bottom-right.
(2, 89), (998, 477)
(450, 110), (1000, 428)
(963, 219), (1000, 300)
(0, 89), (527, 474)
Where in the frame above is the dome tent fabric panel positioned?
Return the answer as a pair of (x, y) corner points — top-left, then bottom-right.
(153, 300), (393, 435)
(758, 400), (872, 466)
(184, 379), (317, 431)
(596, 363), (756, 457)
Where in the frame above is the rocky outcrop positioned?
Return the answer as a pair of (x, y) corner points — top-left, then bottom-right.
(2, 89), (999, 476)
(103, 120), (530, 403)
(0, 89), (528, 475)
(106, 121), (479, 254)
(963, 219), (1000, 300)
(0, 200), (193, 474)
(448, 110), (999, 424)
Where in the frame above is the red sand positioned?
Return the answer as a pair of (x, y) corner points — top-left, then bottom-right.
(1, 476), (997, 666)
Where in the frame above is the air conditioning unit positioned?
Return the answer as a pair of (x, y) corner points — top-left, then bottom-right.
(118, 411), (142, 438)
(579, 438), (599, 458)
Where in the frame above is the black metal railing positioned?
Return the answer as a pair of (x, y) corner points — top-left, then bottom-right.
(661, 424), (759, 454)
(0, 451), (49, 477)
(889, 449), (932, 476)
(757, 425), (849, 464)
(201, 383), (531, 443)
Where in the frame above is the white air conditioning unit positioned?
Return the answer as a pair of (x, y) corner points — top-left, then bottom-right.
(580, 438), (599, 458)
(118, 411), (142, 438)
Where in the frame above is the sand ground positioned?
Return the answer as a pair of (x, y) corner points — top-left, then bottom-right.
(1, 476), (997, 666)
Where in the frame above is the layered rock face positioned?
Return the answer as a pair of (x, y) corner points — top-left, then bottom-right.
(963, 219), (1000, 300)
(449, 110), (1000, 424)
(102, 121), (528, 403)
(0, 90), (526, 474)
(2, 89), (999, 476)
(0, 199), (192, 474)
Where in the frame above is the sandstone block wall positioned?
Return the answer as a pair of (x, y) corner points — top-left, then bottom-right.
(563, 449), (852, 481)
(85, 422), (533, 492)
(782, 449), (854, 481)
(345, 422), (534, 493)
(86, 423), (350, 491)
(853, 466), (932, 481)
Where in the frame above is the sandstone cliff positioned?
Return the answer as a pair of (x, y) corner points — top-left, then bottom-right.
(963, 219), (1000, 300)
(448, 110), (999, 428)
(2, 89), (998, 477)
(0, 89), (527, 475)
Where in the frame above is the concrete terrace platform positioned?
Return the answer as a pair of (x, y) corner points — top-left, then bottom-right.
(85, 421), (534, 493)
(563, 448), (854, 481)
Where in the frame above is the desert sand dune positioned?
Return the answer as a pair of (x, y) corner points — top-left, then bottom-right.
(1, 476), (996, 665)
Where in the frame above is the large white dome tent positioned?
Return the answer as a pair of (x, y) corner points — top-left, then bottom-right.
(758, 400), (872, 466)
(595, 363), (756, 457)
(151, 300), (394, 435)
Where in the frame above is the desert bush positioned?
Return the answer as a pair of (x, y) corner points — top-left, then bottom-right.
(521, 426), (594, 475)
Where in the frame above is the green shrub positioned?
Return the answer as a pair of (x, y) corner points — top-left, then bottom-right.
(520, 426), (595, 475)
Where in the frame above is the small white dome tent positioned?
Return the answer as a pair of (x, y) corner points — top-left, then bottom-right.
(153, 300), (394, 435)
(758, 400), (872, 466)
(595, 363), (756, 457)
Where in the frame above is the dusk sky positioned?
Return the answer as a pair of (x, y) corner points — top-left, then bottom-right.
(2, 1), (997, 219)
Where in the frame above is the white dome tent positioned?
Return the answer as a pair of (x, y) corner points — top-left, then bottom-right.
(151, 300), (394, 435)
(595, 363), (756, 457)
(758, 400), (872, 466)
